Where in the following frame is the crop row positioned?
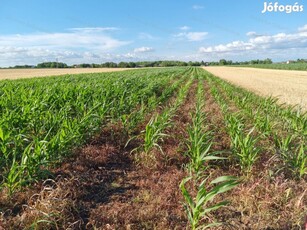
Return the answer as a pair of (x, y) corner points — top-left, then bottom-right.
(0, 67), (191, 193)
(134, 68), (195, 166)
(180, 69), (238, 229)
(205, 71), (306, 178)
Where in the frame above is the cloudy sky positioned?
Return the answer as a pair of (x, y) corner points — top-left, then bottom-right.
(0, 0), (306, 67)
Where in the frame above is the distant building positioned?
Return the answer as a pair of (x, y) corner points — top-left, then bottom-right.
(286, 60), (295, 64)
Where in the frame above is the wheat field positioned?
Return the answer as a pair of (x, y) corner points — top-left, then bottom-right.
(0, 68), (129, 80)
(205, 66), (307, 111)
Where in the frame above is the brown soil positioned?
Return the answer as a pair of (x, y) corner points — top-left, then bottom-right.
(203, 81), (231, 152)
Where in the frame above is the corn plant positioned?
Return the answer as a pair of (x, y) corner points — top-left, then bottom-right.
(140, 77), (193, 155)
(277, 139), (307, 179)
(0, 126), (11, 168)
(204, 68), (306, 178)
(181, 76), (238, 229)
(232, 128), (260, 174)
(224, 113), (260, 174)
(3, 158), (23, 196)
(143, 115), (170, 154)
(255, 114), (274, 135)
(204, 69), (306, 178)
(186, 81), (225, 176)
(0, 67), (191, 192)
(274, 134), (295, 154)
(180, 176), (238, 229)
(210, 82), (260, 174)
(290, 143), (306, 178)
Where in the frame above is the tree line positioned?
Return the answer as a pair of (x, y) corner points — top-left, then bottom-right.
(7, 61), (203, 69)
(208, 58), (273, 66)
(6, 58), (307, 69)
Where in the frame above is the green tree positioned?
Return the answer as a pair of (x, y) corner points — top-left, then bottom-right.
(219, 59), (227, 65)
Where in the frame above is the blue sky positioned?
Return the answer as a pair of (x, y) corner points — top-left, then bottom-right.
(0, 0), (306, 66)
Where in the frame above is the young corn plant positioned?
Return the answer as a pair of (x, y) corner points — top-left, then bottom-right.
(140, 77), (193, 155)
(186, 95), (224, 176)
(180, 77), (239, 229)
(226, 114), (260, 174)
(186, 106), (210, 175)
(143, 114), (170, 154)
(274, 134), (295, 154)
(0, 126), (11, 168)
(275, 136), (307, 179)
(232, 128), (260, 174)
(206, 69), (306, 179)
(3, 157), (24, 196)
(0, 67), (190, 192)
(289, 143), (306, 179)
(255, 114), (274, 136)
(180, 176), (239, 230)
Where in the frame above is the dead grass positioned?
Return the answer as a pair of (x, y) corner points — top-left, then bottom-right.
(204, 66), (307, 111)
(215, 174), (307, 229)
(0, 68), (130, 80)
(0, 177), (82, 229)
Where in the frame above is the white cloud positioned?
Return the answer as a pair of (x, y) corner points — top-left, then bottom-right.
(199, 41), (253, 53)
(133, 47), (154, 53)
(138, 32), (157, 40)
(186, 32), (208, 41)
(246, 31), (266, 38)
(192, 5), (204, 10)
(0, 29), (129, 51)
(0, 28), (131, 66)
(199, 25), (307, 54)
(0, 46), (86, 66)
(246, 31), (257, 37)
(0, 46), (158, 67)
(68, 27), (119, 32)
(180, 26), (190, 31)
(298, 24), (307, 32)
(175, 32), (208, 41)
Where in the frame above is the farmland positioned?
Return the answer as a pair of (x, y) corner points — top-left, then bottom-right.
(0, 67), (306, 229)
(0, 68), (129, 80)
(205, 66), (307, 111)
(237, 63), (307, 71)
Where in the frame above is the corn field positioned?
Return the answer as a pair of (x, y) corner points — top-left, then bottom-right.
(0, 67), (306, 229)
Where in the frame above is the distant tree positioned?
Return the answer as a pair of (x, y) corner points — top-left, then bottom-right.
(118, 62), (129, 68)
(36, 62), (68, 68)
(128, 62), (136, 68)
(263, 58), (273, 64)
(92, 63), (101, 68)
(108, 62), (118, 68)
(179, 61), (188, 66)
(13, 65), (34, 69)
(101, 62), (118, 68)
(219, 59), (227, 65)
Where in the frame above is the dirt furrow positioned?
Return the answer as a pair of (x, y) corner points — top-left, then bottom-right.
(86, 80), (198, 229)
